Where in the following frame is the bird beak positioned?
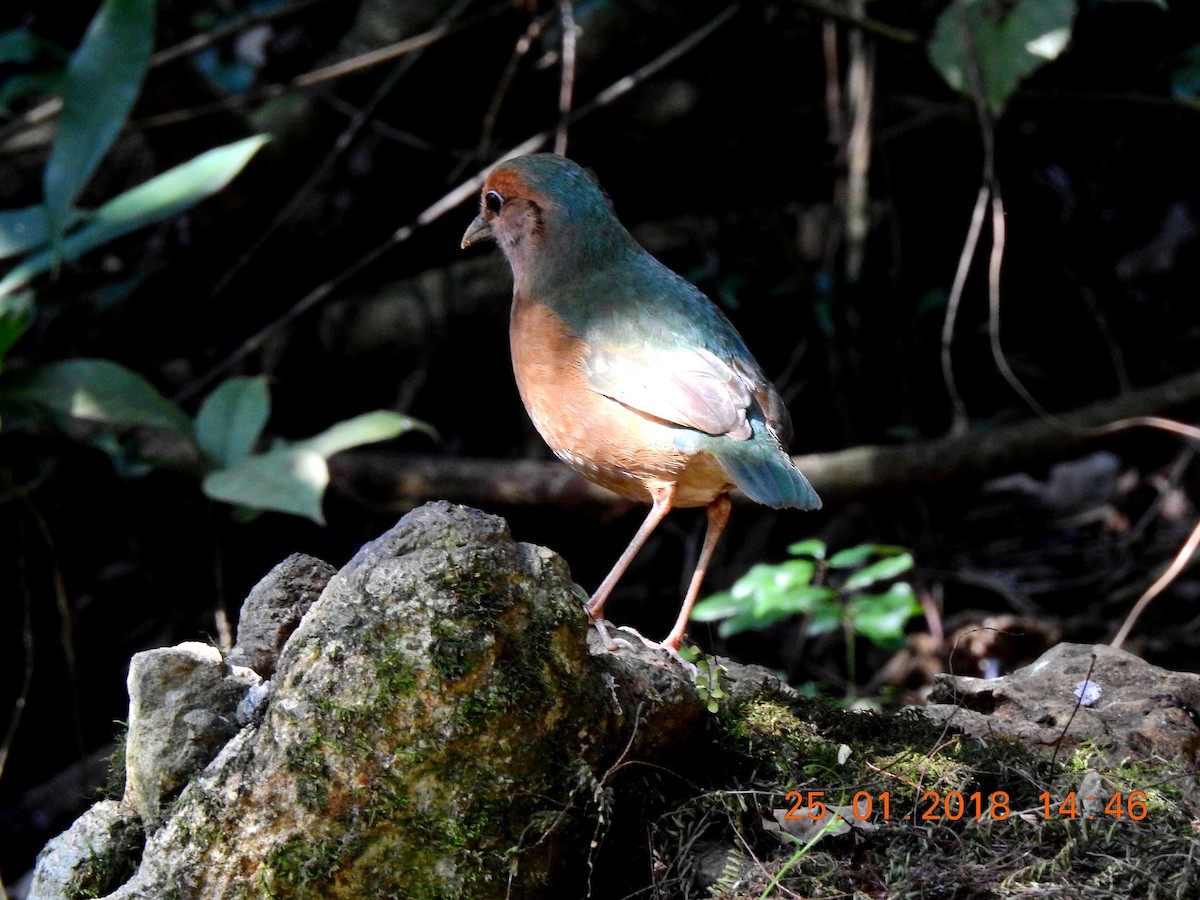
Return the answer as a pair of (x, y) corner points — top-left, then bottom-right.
(460, 215), (492, 249)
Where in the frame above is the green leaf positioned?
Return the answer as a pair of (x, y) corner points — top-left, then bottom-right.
(826, 545), (876, 569)
(2, 73), (64, 117)
(928, 0), (1076, 115)
(43, 0), (156, 246)
(79, 134), (269, 234)
(754, 585), (838, 620)
(0, 206), (52, 260)
(770, 558), (817, 592)
(297, 409), (436, 457)
(0, 28), (39, 65)
(200, 409), (435, 523)
(691, 591), (745, 622)
(842, 552), (915, 592)
(828, 544), (908, 569)
(848, 583), (921, 648)
(0, 291), (34, 369)
(807, 596), (843, 637)
(3, 358), (191, 434)
(194, 376), (270, 468)
(0, 135), (270, 297)
(717, 586), (840, 638)
(203, 447), (328, 524)
(786, 538), (827, 559)
(716, 585), (840, 637)
(0, 206), (85, 260)
(730, 563), (777, 600)
(718, 610), (772, 638)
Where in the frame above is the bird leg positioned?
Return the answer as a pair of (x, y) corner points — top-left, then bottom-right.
(586, 484), (676, 650)
(661, 493), (732, 651)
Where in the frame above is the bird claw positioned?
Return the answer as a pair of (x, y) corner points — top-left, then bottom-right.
(583, 606), (697, 676)
(615, 626), (698, 676)
(587, 611), (620, 652)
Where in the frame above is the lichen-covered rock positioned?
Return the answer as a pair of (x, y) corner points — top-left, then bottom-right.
(123, 642), (262, 825)
(26, 800), (142, 900)
(923, 642), (1200, 770)
(226, 552), (336, 677)
(35, 502), (703, 899)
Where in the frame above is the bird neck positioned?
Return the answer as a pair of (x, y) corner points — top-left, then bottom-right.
(508, 204), (639, 298)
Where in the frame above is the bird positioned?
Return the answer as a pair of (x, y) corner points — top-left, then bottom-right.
(461, 153), (820, 653)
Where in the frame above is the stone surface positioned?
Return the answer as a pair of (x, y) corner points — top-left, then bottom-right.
(923, 641), (1200, 770)
(26, 801), (142, 900)
(123, 642), (262, 825)
(226, 552), (335, 677)
(33, 502), (703, 899)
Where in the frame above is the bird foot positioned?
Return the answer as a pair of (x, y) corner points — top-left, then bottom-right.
(614, 626), (698, 676)
(588, 615), (620, 652)
(584, 606), (697, 676)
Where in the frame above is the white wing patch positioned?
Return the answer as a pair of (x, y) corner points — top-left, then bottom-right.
(583, 345), (754, 439)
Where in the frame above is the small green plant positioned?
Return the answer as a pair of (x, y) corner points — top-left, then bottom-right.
(691, 540), (922, 689)
(678, 647), (727, 713)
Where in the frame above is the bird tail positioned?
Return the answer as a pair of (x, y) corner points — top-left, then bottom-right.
(710, 419), (822, 511)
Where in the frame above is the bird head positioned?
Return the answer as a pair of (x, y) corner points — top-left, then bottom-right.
(461, 154), (635, 294)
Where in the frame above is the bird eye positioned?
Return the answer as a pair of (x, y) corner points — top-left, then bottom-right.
(484, 190), (504, 215)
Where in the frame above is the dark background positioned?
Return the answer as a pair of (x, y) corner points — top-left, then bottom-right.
(2, 0), (1199, 886)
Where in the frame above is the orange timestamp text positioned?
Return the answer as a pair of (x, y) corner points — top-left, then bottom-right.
(783, 790), (1150, 823)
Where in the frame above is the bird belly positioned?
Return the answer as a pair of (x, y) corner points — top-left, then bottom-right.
(510, 299), (734, 507)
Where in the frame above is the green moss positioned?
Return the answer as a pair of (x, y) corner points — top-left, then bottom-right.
(98, 721), (128, 801)
(167, 782), (223, 853)
(645, 686), (1200, 898)
(436, 554), (511, 625)
(372, 649), (418, 696)
(285, 735), (332, 814)
(430, 624), (488, 681)
(256, 777), (535, 899)
(67, 846), (138, 900)
(230, 540), (592, 897)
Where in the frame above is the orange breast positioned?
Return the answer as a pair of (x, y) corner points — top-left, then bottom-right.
(510, 297), (734, 507)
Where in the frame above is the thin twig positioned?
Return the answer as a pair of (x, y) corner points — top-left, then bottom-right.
(985, 188), (1053, 420)
(942, 0), (998, 436)
(941, 184), (988, 435)
(132, 1), (517, 131)
(453, 10), (555, 182)
(152, 0), (337, 68)
(204, 0), (478, 302)
(555, 0), (578, 156)
(318, 93), (455, 153)
(1048, 653), (1096, 772)
(1089, 415), (1200, 443)
(821, 21), (844, 146)
(179, 4), (740, 402)
(292, 2), (514, 89)
(0, 0), (342, 146)
(842, 3), (873, 285)
(398, 3), (739, 245)
(791, 0), (920, 44)
(0, 525), (35, 809)
(1111, 516), (1200, 649)
(1125, 448), (1195, 545)
(1069, 273), (1132, 395)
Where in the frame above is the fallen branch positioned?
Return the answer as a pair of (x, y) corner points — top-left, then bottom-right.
(332, 368), (1200, 512)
